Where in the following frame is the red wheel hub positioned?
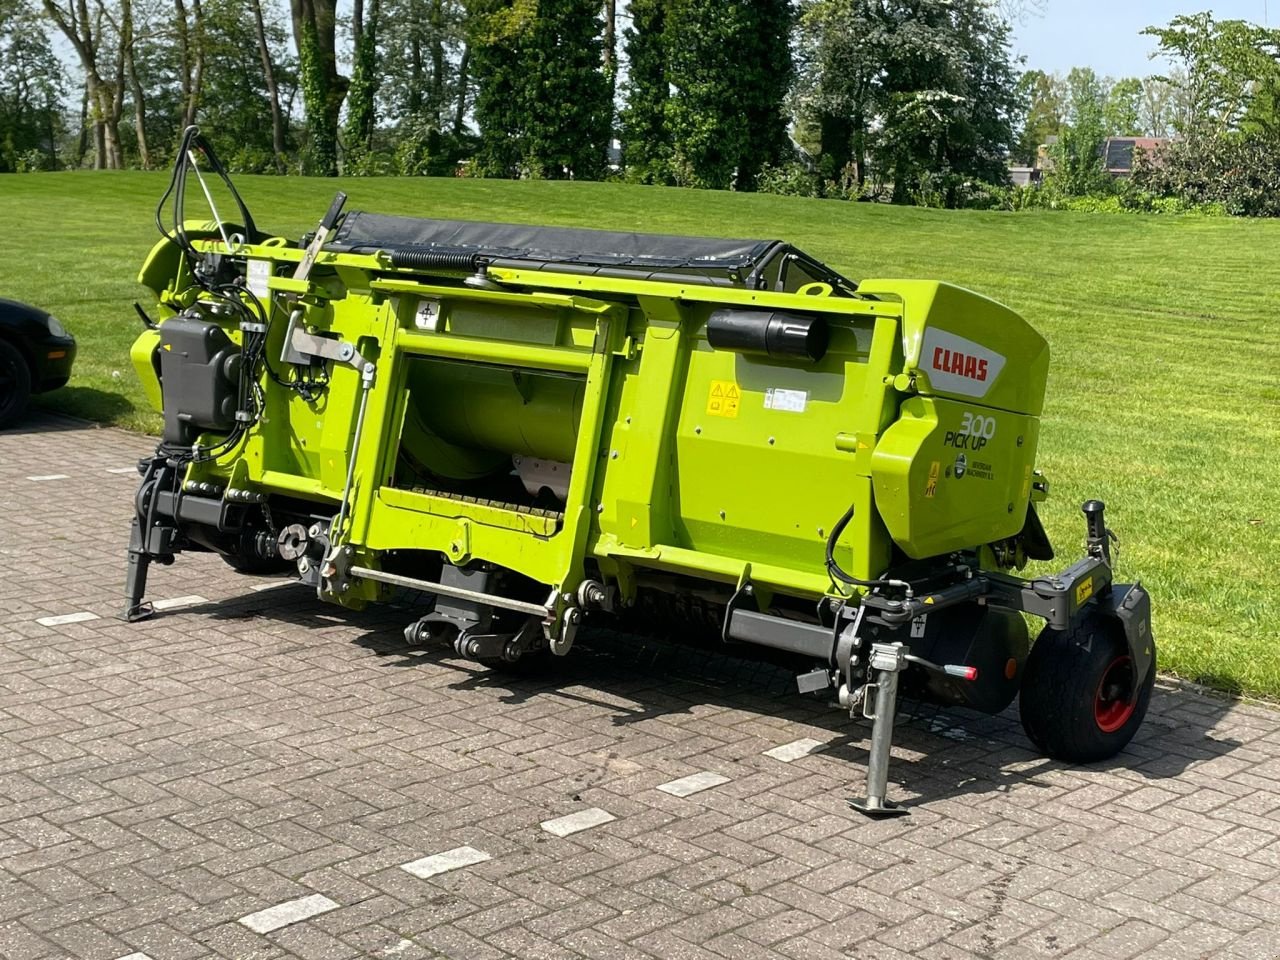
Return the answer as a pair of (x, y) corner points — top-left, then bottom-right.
(1094, 656), (1137, 733)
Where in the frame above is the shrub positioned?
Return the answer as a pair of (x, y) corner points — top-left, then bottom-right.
(756, 161), (821, 198)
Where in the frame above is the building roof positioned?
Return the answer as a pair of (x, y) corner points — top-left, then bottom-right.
(1103, 137), (1170, 173)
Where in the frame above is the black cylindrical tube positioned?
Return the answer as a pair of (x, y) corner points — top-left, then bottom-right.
(706, 309), (829, 361)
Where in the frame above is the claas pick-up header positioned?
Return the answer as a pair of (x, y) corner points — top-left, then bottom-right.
(123, 130), (1155, 814)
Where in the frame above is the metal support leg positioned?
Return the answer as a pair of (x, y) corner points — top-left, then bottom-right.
(850, 642), (910, 818)
(122, 518), (154, 622)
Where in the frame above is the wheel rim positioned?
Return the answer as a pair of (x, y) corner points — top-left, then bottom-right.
(1094, 655), (1137, 733)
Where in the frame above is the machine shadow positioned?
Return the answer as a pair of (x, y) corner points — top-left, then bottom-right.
(345, 610), (1244, 807)
(0, 408), (101, 436)
(193, 587), (1246, 809)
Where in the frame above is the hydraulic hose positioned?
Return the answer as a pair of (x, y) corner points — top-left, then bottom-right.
(824, 504), (914, 595)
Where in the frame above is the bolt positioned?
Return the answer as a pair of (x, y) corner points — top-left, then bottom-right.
(1017, 436), (1024, 447)
(610, 450), (619, 460)
(817, 527), (825, 537)
(768, 437), (775, 445)
(596, 504), (604, 513)
(341, 583), (351, 593)
(625, 416), (632, 424)
(719, 509), (726, 520)
(299, 558), (311, 573)
(694, 426), (702, 435)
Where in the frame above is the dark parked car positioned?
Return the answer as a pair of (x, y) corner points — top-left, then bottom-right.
(0, 298), (77, 427)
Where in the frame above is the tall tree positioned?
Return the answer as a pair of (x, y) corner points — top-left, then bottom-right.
(1104, 77), (1143, 137)
(249, 0), (287, 171)
(471, 0), (611, 179)
(1139, 75), (1178, 139)
(344, 0), (381, 160)
(194, 0), (297, 171)
(795, 0), (1020, 203)
(1012, 69), (1064, 165)
(42, 0), (125, 168)
(793, 0), (884, 190)
(619, 0), (670, 182)
(1143, 13), (1280, 138)
(377, 0), (466, 173)
(1046, 66), (1110, 194)
(118, 0), (150, 168)
(174, 0), (206, 129)
(0, 0), (64, 171)
(663, 0), (793, 190)
(289, 0), (345, 173)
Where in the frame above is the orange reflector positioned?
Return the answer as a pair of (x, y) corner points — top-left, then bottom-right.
(46, 350), (67, 360)
(1004, 657), (1018, 680)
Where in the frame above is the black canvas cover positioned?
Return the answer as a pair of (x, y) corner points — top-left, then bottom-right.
(328, 211), (778, 272)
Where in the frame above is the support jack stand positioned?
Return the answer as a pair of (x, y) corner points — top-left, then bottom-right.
(850, 641), (911, 819)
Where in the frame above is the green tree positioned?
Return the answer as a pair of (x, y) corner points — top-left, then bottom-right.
(619, 0), (671, 183)
(792, 0), (885, 191)
(1104, 77), (1143, 137)
(1143, 13), (1280, 137)
(1139, 74), (1180, 138)
(1045, 66), (1110, 195)
(289, 0), (346, 174)
(344, 0), (382, 163)
(663, 0), (793, 190)
(471, 0), (610, 179)
(373, 0), (470, 175)
(794, 0), (1020, 205)
(874, 0), (1020, 204)
(197, 0), (297, 172)
(1012, 69), (1064, 166)
(0, 0), (64, 171)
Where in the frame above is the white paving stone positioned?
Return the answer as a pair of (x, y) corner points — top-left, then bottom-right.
(657, 771), (731, 797)
(251, 579), (301, 592)
(35, 611), (100, 627)
(540, 807), (615, 837)
(400, 845), (492, 879)
(239, 893), (339, 934)
(151, 594), (209, 611)
(26, 474), (70, 481)
(763, 738), (827, 763)
(113, 954), (154, 960)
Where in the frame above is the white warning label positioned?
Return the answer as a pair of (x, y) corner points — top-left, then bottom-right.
(764, 388), (808, 413)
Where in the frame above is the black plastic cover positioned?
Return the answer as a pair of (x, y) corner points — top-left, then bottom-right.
(329, 211), (774, 269)
(158, 316), (241, 446)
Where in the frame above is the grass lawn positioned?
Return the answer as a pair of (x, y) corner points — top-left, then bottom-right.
(2, 171), (1277, 699)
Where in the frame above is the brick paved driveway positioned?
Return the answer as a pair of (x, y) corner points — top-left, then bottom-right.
(2, 414), (1278, 960)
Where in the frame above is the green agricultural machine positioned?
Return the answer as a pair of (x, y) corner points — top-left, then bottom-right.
(124, 132), (1155, 814)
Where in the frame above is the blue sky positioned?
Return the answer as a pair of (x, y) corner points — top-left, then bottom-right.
(1011, 1), (1274, 79)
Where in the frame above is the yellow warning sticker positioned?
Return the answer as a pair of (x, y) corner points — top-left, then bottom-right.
(706, 380), (741, 418)
(1076, 578), (1094, 606)
(924, 460), (941, 498)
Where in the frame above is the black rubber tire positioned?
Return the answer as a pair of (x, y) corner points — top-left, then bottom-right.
(0, 339), (32, 429)
(1019, 615), (1155, 763)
